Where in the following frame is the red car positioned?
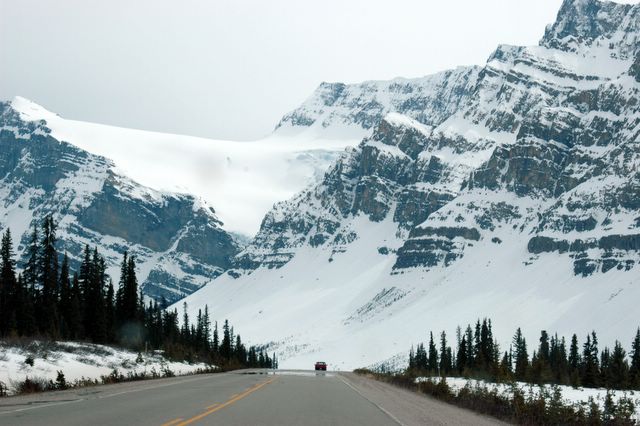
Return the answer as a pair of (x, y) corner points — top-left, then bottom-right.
(314, 361), (327, 371)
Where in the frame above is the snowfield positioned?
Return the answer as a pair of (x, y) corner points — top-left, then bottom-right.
(178, 211), (640, 371)
(11, 96), (364, 236)
(0, 341), (210, 395)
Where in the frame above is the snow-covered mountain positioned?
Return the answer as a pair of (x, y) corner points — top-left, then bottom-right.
(0, 101), (241, 303)
(8, 97), (361, 237)
(180, 0), (640, 370)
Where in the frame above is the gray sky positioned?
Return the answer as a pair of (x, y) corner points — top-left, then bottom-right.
(0, 0), (635, 140)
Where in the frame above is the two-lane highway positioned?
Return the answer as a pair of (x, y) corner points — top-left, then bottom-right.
(0, 370), (506, 425)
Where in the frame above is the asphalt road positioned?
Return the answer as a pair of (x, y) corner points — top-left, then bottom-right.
(0, 370), (507, 425)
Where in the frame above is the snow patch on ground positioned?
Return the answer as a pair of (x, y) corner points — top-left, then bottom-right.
(416, 376), (640, 419)
(0, 341), (210, 395)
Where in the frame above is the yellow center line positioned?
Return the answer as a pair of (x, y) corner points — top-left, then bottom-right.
(161, 418), (183, 426)
(173, 378), (276, 426)
(205, 403), (219, 410)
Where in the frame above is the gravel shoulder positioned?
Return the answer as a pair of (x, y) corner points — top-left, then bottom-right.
(339, 372), (511, 426)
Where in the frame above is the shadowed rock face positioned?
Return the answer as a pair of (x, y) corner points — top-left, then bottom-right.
(233, 0), (640, 279)
(0, 103), (240, 304)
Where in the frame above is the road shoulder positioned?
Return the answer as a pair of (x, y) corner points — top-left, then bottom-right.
(339, 372), (510, 426)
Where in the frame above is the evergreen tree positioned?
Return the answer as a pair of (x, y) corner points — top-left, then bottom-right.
(68, 272), (83, 339)
(16, 274), (36, 336)
(23, 223), (40, 291)
(427, 332), (438, 374)
(212, 321), (219, 355)
(457, 336), (468, 375)
(569, 334), (581, 386)
(464, 325), (474, 370)
(202, 306), (211, 351)
(513, 328), (529, 381)
(629, 329), (640, 388)
(408, 346), (415, 371)
(0, 229), (18, 336)
(439, 331), (451, 376)
(221, 319), (231, 360)
(38, 215), (60, 337)
(58, 253), (72, 338)
(581, 332), (600, 388)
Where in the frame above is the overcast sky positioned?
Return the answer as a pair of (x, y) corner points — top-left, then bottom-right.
(0, 0), (637, 140)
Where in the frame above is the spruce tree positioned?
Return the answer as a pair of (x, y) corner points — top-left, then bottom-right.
(581, 332), (600, 388)
(0, 229), (18, 336)
(23, 223), (40, 291)
(629, 328), (640, 389)
(221, 320), (231, 360)
(427, 332), (438, 374)
(38, 215), (60, 337)
(212, 321), (219, 355)
(58, 253), (72, 338)
(569, 334), (581, 386)
(457, 336), (468, 375)
(513, 328), (529, 381)
(439, 331), (450, 376)
(606, 342), (628, 389)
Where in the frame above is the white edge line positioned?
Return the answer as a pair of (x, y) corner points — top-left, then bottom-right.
(0, 374), (215, 415)
(338, 375), (406, 426)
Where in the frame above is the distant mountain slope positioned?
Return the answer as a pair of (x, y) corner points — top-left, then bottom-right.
(180, 0), (640, 369)
(0, 102), (239, 303)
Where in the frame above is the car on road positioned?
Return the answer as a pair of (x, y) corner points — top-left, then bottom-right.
(315, 361), (327, 371)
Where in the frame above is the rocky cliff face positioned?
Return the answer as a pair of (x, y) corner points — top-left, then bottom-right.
(235, 0), (640, 279)
(275, 67), (481, 134)
(0, 102), (240, 303)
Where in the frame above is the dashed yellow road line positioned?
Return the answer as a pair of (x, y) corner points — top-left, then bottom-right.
(173, 378), (276, 426)
(161, 418), (183, 426)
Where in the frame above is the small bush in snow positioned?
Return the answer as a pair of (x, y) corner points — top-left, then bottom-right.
(55, 371), (67, 390)
(24, 355), (34, 367)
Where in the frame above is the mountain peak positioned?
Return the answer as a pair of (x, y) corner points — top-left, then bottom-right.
(541, 0), (639, 55)
(10, 96), (59, 122)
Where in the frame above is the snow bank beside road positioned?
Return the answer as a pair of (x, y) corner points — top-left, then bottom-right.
(0, 341), (210, 395)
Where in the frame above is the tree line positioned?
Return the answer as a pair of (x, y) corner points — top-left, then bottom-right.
(408, 318), (640, 390)
(0, 216), (277, 369)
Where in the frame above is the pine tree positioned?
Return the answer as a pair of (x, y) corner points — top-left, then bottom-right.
(629, 328), (640, 389)
(581, 332), (600, 388)
(58, 253), (72, 338)
(569, 334), (581, 387)
(212, 321), (219, 355)
(457, 336), (468, 375)
(427, 332), (438, 374)
(464, 325), (474, 371)
(16, 274), (36, 336)
(408, 346), (415, 371)
(221, 319), (231, 360)
(414, 343), (426, 372)
(105, 279), (115, 341)
(38, 215), (60, 337)
(23, 223), (40, 291)
(439, 331), (451, 376)
(181, 302), (190, 342)
(202, 306), (211, 351)
(0, 229), (18, 336)
(513, 328), (529, 381)
(69, 272), (83, 339)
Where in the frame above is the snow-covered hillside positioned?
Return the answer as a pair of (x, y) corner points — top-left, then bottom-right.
(179, 0), (640, 369)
